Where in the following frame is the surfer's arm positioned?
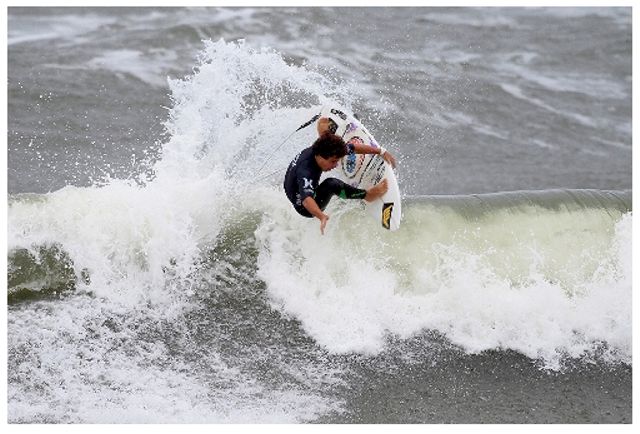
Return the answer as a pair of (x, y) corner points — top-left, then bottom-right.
(302, 197), (329, 235)
(317, 117), (331, 136)
(317, 117), (397, 167)
(350, 142), (397, 168)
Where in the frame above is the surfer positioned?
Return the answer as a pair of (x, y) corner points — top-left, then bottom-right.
(284, 117), (397, 234)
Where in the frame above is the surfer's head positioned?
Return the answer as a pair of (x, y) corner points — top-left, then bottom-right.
(312, 133), (347, 171)
(312, 133), (347, 159)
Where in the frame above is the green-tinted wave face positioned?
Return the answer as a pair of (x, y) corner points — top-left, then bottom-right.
(9, 244), (78, 303)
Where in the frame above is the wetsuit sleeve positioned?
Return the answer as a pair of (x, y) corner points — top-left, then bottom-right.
(297, 167), (317, 201)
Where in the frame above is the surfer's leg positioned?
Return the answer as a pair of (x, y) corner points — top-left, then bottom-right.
(364, 178), (388, 202)
(314, 178), (367, 210)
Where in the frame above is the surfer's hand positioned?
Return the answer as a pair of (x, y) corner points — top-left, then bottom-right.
(319, 213), (329, 235)
(382, 150), (397, 168)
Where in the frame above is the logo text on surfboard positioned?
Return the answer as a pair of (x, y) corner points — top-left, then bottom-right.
(382, 202), (394, 229)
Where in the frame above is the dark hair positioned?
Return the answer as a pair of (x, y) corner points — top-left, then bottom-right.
(312, 133), (347, 159)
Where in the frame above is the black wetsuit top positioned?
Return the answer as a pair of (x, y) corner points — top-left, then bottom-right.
(284, 145), (367, 218)
(284, 147), (321, 214)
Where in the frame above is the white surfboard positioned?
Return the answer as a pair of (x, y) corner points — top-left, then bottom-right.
(318, 106), (402, 231)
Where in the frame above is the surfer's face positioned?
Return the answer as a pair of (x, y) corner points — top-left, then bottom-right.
(316, 155), (341, 172)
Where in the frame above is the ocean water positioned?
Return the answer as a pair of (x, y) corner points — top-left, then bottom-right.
(7, 7), (632, 423)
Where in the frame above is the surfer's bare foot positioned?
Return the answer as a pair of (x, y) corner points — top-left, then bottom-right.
(365, 179), (388, 202)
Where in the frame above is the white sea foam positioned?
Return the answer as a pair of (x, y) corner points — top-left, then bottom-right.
(8, 39), (352, 423)
(8, 296), (337, 423)
(8, 39), (343, 303)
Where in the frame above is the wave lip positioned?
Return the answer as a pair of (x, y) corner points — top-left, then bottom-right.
(411, 188), (631, 215)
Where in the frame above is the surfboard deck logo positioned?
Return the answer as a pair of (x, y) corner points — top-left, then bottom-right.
(382, 202), (394, 229)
